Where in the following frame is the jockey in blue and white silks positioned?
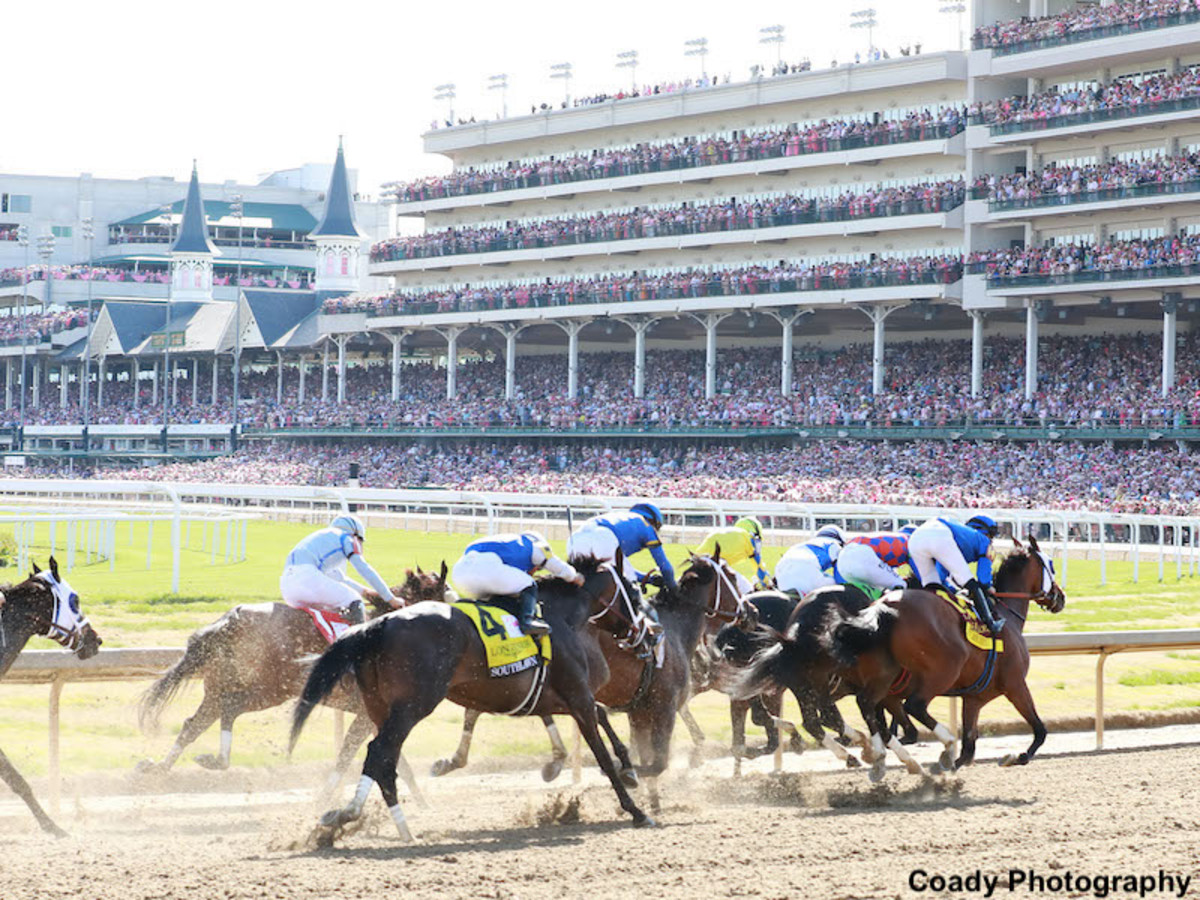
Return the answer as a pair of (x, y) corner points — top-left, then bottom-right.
(280, 514), (396, 625)
(906, 514), (1005, 635)
(452, 531), (583, 637)
(774, 524), (846, 596)
(567, 503), (677, 592)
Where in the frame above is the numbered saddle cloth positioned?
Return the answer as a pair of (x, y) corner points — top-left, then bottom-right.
(936, 590), (1004, 653)
(453, 601), (552, 677)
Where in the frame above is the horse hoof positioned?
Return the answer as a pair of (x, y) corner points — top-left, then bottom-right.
(788, 736), (805, 755)
(634, 815), (658, 829)
(868, 759), (887, 783)
(43, 822), (69, 839)
(845, 754), (862, 769)
(430, 758), (458, 778)
(620, 768), (639, 790)
(900, 732), (919, 746)
(928, 761), (943, 776)
(134, 759), (165, 776)
(194, 754), (229, 771)
(688, 748), (704, 769)
(541, 759), (564, 783)
(319, 807), (356, 829)
(939, 749), (956, 771)
(999, 753), (1023, 768)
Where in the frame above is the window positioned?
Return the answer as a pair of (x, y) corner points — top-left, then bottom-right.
(1112, 226), (1164, 241)
(1, 194), (31, 214)
(51, 225), (72, 239)
(1047, 233), (1095, 247)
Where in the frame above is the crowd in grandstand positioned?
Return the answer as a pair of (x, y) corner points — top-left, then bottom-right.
(5, 332), (1196, 434)
(19, 438), (1200, 517)
(969, 233), (1200, 279)
(395, 108), (968, 203)
(370, 181), (965, 262)
(0, 309), (92, 345)
(973, 0), (1200, 51)
(326, 256), (964, 317)
(0, 265), (311, 289)
(974, 152), (1200, 205)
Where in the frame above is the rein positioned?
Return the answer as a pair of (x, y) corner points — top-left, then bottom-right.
(586, 564), (648, 649)
(696, 558), (747, 624)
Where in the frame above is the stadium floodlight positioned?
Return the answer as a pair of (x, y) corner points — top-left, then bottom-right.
(684, 37), (709, 79)
(81, 216), (95, 427)
(30, 231), (56, 430)
(759, 25), (785, 65)
(849, 8), (878, 56)
(616, 50), (639, 94)
(15, 224), (29, 430)
(549, 62), (573, 106)
(230, 193), (244, 441)
(487, 73), (509, 118)
(939, 2), (967, 51)
(433, 83), (456, 124)
(160, 203), (173, 430)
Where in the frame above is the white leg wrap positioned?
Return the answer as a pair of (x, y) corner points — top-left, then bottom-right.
(389, 803), (414, 842)
(546, 721), (566, 758)
(822, 732), (850, 760)
(871, 733), (887, 760)
(842, 724), (866, 747)
(219, 729), (233, 763)
(888, 735), (926, 775)
(349, 774), (373, 815)
(933, 723), (956, 747)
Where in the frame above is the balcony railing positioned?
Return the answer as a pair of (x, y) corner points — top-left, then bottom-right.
(976, 177), (1200, 212)
(393, 122), (966, 204)
(973, 9), (1200, 56)
(973, 94), (1200, 136)
(371, 191), (965, 264)
(977, 260), (1200, 288)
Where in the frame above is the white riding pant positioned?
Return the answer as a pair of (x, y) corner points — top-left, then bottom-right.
(280, 563), (361, 613)
(567, 525), (640, 585)
(774, 546), (835, 595)
(452, 551), (534, 600)
(906, 521), (973, 588)
(836, 542), (906, 591)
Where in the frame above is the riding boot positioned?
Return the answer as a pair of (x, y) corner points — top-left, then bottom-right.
(346, 599), (366, 626)
(965, 578), (1005, 635)
(517, 584), (551, 637)
(641, 600), (664, 637)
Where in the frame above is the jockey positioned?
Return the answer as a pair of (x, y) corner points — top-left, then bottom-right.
(907, 514), (1005, 635)
(836, 526), (914, 595)
(695, 516), (770, 594)
(774, 524), (845, 596)
(452, 531), (583, 637)
(280, 514), (396, 626)
(567, 502), (677, 594)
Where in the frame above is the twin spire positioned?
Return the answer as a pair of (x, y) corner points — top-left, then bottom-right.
(170, 161), (217, 255)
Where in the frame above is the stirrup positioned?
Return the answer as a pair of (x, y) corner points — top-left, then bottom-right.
(521, 617), (551, 637)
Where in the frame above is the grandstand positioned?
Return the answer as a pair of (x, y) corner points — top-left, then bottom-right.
(2, 1), (1200, 516)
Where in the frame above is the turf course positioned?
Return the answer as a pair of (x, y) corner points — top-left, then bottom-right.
(2, 518), (1199, 778)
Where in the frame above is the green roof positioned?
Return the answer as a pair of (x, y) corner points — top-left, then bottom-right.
(113, 201), (318, 233)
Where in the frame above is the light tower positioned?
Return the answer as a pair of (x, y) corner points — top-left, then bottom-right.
(310, 137), (366, 295)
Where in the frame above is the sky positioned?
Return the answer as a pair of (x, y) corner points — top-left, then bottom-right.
(2, 0), (969, 199)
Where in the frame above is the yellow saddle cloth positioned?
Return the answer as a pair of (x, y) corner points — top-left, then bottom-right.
(937, 590), (1004, 653)
(452, 601), (552, 677)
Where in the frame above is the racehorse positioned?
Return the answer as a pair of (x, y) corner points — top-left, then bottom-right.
(137, 578), (423, 803)
(824, 536), (1065, 778)
(0, 558), (102, 836)
(289, 557), (654, 840)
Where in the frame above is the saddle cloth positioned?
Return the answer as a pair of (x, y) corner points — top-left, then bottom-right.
(935, 588), (1004, 653)
(452, 601), (552, 678)
(304, 608), (352, 645)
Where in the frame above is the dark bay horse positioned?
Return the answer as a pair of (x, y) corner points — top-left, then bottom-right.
(0, 558), (102, 836)
(289, 558), (653, 840)
(824, 536), (1066, 779)
(137, 576), (423, 802)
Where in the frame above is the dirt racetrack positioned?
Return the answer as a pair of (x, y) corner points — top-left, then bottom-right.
(3, 737), (1200, 900)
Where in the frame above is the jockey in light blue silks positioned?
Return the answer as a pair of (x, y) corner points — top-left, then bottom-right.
(280, 514), (397, 625)
(774, 524), (846, 596)
(906, 514), (1005, 635)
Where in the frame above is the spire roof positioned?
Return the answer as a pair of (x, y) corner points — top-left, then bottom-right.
(170, 162), (217, 255)
(310, 138), (365, 239)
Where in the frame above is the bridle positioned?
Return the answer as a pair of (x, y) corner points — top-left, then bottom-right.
(992, 548), (1064, 619)
(586, 563), (650, 651)
(694, 557), (750, 624)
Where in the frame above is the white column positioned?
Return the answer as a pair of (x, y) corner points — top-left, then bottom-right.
(276, 351), (284, 403)
(4, 359), (10, 410)
(690, 313), (731, 400)
(59, 365), (68, 408)
(766, 309), (809, 397)
(438, 326), (465, 400)
(79, 359), (86, 407)
(1024, 301), (1039, 401)
(211, 356), (219, 405)
(298, 355), (307, 404)
(969, 311), (985, 398)
(171, 357), (178, 406)
(321, 342), (330, 402)
(97, 356), (105, 410)
(856, 305), (905, 396)
(621, 317), (654, 399)
(1162, 295), (1178, 398)
(192, 359), (199, 406)
(502, 327), (521, 401)
(151, 360), (159, 405)
(133, 359), (141, 408)
(336, 336), (348, 405)
(32, 358), (40, 408)
(389, 331), (409, 402)
(560, 321), (586, 399)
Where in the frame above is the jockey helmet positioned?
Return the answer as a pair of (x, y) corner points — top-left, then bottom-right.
(966, 515), (999, 539)
(899, 524), (918, 536)
(734, 517), (763, 540)
(630, 502), (664, 531)
(331, 514), (366, 541)
(815, 524), (846, 545)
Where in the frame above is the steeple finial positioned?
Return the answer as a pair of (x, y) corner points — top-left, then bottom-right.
(310, 139), (364, 239)
(171, 163), (216, 254)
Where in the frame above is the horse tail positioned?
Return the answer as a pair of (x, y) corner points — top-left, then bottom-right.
(289, 621), (383, 754)
(825, 602), (898, 668)
(725, 628), (806, 701)
(139, 619), (228, 733)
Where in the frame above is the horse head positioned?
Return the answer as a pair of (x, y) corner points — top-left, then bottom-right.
(997, 536), (1066, 615)
(396, 561), (455, 606)
(9, 557), (103, 659)
(566, 552), (643, 642)
(679, 552), (747, 625)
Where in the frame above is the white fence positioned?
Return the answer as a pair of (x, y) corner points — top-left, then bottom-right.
(0, 479), (1197, 588)
(8, 629), (1200, 806)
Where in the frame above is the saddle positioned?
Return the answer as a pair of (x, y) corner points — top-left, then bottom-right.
(452, 600), (551, 678)
(928, 584), (1004, 652)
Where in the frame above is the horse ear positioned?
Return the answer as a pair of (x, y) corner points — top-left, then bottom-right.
(405, 568), (414, 579)
(1028, 534), (1040, 553)
(31, 560), (41, 575)
(439, 560), (448, 584)
(713, 542), (722, 563)
(615, 546), (625, 573)
(49, 556), (59, 581)
(416, 564), (424, 575)
(1011, 537), (1023, 552)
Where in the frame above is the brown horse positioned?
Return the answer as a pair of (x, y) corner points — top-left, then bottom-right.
(137, 578), (423, 803)
(0, 558), (103, 836)
(824, 536), (1066, 779)
(289, 557), (653, 840)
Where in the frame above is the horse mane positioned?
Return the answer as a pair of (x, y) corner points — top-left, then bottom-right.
(564, 554), (605, 577)
(994, 547), (1032, 588)
(654, 558), (713, 612)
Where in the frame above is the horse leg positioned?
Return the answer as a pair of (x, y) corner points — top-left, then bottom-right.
(820, 694), (868, 752)
(730, 698), (750, 769)
(139, 693), (221, 773)
(903, 696), (957, 773)
(678, 703), (706, 768)
(799, 691), (858, 769)
(596, 706), (638, 789)
(748, 695), (780, 757)
(0, 746), (66, 838)
(955, 696), (983, 769)
(638, 706), (677, 815)
(195, 691), (249, 770)
(880, 698), (929, 779)
(569, 697), (651, 826)
(856, 695), (892, 782)
(540, 715), (571, 783)
(431, 707), (481, 777)
(999, 679), (1048, 767)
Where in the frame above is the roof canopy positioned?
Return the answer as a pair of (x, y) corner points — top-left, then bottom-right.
(114, 201), (318, 233)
